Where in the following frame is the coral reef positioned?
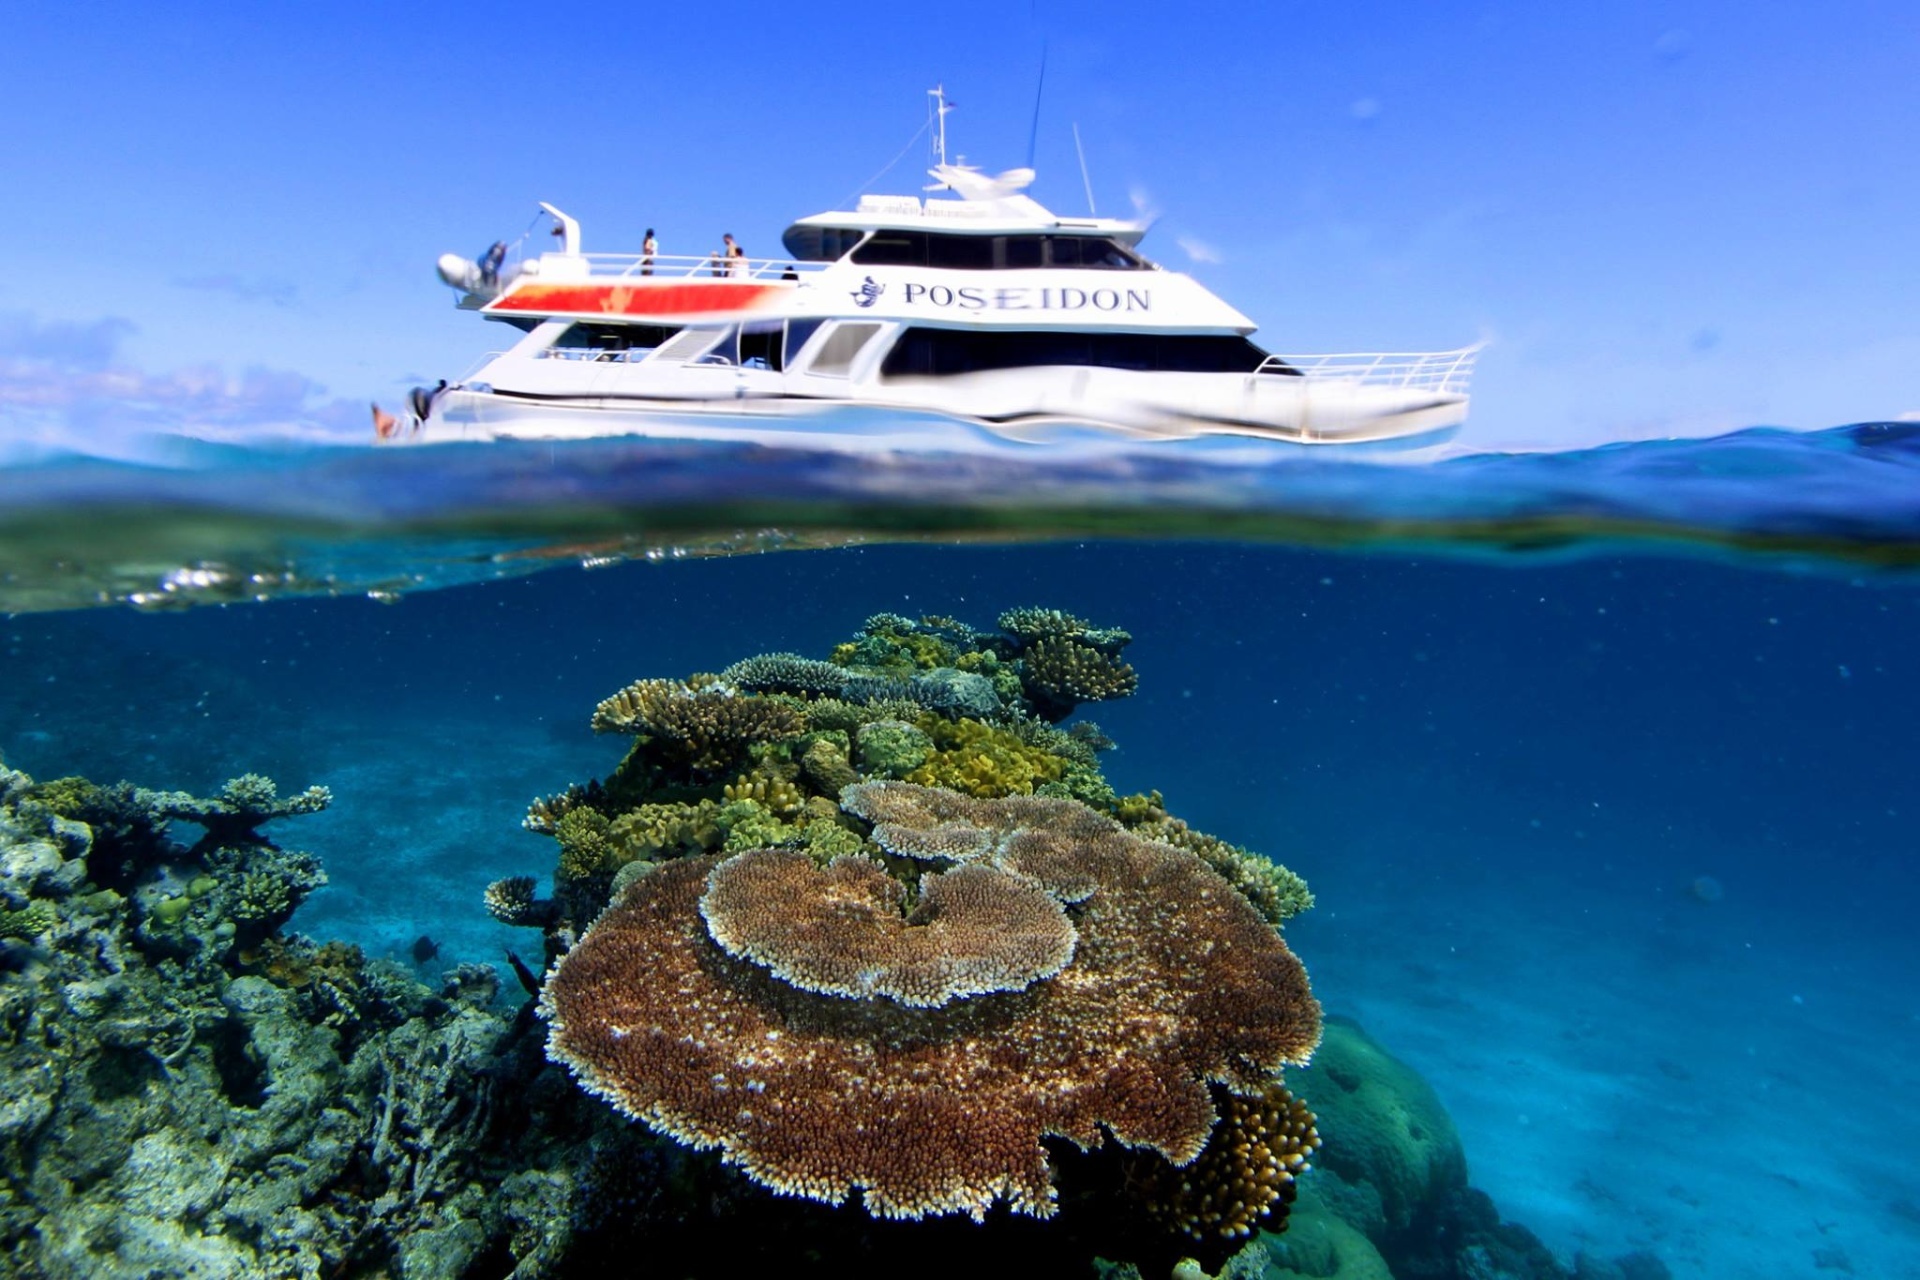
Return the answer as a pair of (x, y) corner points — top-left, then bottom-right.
(541, 782), (1321, 1224)
(0, 761), (592, 1279)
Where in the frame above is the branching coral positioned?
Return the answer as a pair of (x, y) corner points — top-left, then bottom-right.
(591, 679), (805, 771)
(542, 783), (1320, 1224)
(1134, 816), (1316, 925)
(1122, 1080), (1321, 1247)
(1021, 636), (1138, 722)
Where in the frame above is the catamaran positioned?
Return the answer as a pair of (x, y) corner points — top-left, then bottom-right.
(394, 90), (1476, 450)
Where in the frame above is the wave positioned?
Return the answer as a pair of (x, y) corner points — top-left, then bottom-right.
(2, 421), (1917, 613)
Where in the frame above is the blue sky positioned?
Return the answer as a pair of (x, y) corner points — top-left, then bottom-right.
(1, 0), (1914, 452)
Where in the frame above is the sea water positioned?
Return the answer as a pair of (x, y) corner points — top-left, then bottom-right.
(2, 423), (1917, 1278)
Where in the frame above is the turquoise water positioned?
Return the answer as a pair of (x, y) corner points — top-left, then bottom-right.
(3, 424), (1918, 1278)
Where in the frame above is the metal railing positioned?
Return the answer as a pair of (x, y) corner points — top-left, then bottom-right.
(576, 252), (828, 282)
(1260, 344), (1481, 394)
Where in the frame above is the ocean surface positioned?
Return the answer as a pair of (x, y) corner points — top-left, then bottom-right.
(4, 422), (1919, 1278)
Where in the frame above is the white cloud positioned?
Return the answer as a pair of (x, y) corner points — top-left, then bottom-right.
(1174, 235), (1222, 265)
(0, 310), (367, 461)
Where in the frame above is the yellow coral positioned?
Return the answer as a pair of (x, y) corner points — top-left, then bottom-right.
(723, 773), (806, 819)
(904, 717), (1068, 798)
(608, 801), (722, 864)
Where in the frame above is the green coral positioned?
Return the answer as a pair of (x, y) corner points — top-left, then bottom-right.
(722, 772), (806, 819)
(854, 720), (933, 778)
(716, 799), (798, 852)
(608, 801), (722, 864)
(1134, 815), (1314, 925)
(554, 808), (616, 881)
(24, 775), (102, 821)
(903, 717), (1068, 798)
(0, 899), (57, 940)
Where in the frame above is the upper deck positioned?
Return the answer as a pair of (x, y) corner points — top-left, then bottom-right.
(468, 162), (1251, 332)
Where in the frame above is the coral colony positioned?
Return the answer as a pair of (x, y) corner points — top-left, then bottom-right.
(0, 608), (1635, 1278)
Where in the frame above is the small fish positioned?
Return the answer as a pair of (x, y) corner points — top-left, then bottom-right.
(410, 934), (440, 963)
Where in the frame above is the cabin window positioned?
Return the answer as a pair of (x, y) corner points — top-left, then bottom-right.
(739, 321), (784, 372)
(784, 319), (825, 365)
(850, 231), (1146, 271)
(850, 232), (928, 267)
(546, 321), (680, 360)
(653, 327), (731, 364)
(880, 328), (1281, 378)
(926, 235), (996, 270)
(808, 322), (883, 376)
(782, 225), (870, 262)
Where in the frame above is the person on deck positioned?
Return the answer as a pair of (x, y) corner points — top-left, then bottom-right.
(641, 228), (657, 276)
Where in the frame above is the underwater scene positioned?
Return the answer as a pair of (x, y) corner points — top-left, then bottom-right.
(2, 426), (1918, 1280)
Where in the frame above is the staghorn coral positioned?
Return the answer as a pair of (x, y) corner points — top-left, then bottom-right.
(542, 783), (1319, 1224)
(1021, 635), (1138, 722)
(804, 695), (927, 734)
(720, 653), (850, 697)
(591, 679), (805, 771)
(698, 850), (1077, 1007)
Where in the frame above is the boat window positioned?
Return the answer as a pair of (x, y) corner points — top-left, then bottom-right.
(1044, 237), (1144, 269)
(880, 328), (1277, 377)
(739, 321), (783, 372)
(807, 322), (884, 376)
(784, 319), (825, 365)
(1001, 237), (1045, 269)
(782, 226), (870, 262)
(546, 321), (680, 360)
(850, 232), (929, 267)
(652, 327), (730, 364)
(849, 231), (1145, 271)
(927, 235), (996, 270)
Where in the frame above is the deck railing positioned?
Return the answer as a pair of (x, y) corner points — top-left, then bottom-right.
(575, 252), (828, 282)
(1261, 345), (1481, 394)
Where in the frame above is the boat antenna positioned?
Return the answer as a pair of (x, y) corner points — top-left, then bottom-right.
(929, 84), (953, 169)
(1025, 45), (1048, 170)
(1072, 122), (1096, 216)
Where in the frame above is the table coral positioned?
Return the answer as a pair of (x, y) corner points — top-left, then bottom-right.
(541, 783), (1320, 1224)
(699, 849), (1077, 1006)
(591, 678), (805, 772)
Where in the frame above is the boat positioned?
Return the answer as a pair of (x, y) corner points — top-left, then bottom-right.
(394, 90), (1477, 451)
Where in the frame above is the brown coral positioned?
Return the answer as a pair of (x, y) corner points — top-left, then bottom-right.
(1021, 636), (1138, 721)
(590, 679), (805, 771)
(1122, 1080), (1320, 1246)
(698, 850), (1076, 1007)
(542, 783), (1320, 1223)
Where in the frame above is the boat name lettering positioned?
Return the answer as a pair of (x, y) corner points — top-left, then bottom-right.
(898, 283), (1150, 313)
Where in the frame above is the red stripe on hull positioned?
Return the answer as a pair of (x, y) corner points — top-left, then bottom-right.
(485, 281), (781, 317)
